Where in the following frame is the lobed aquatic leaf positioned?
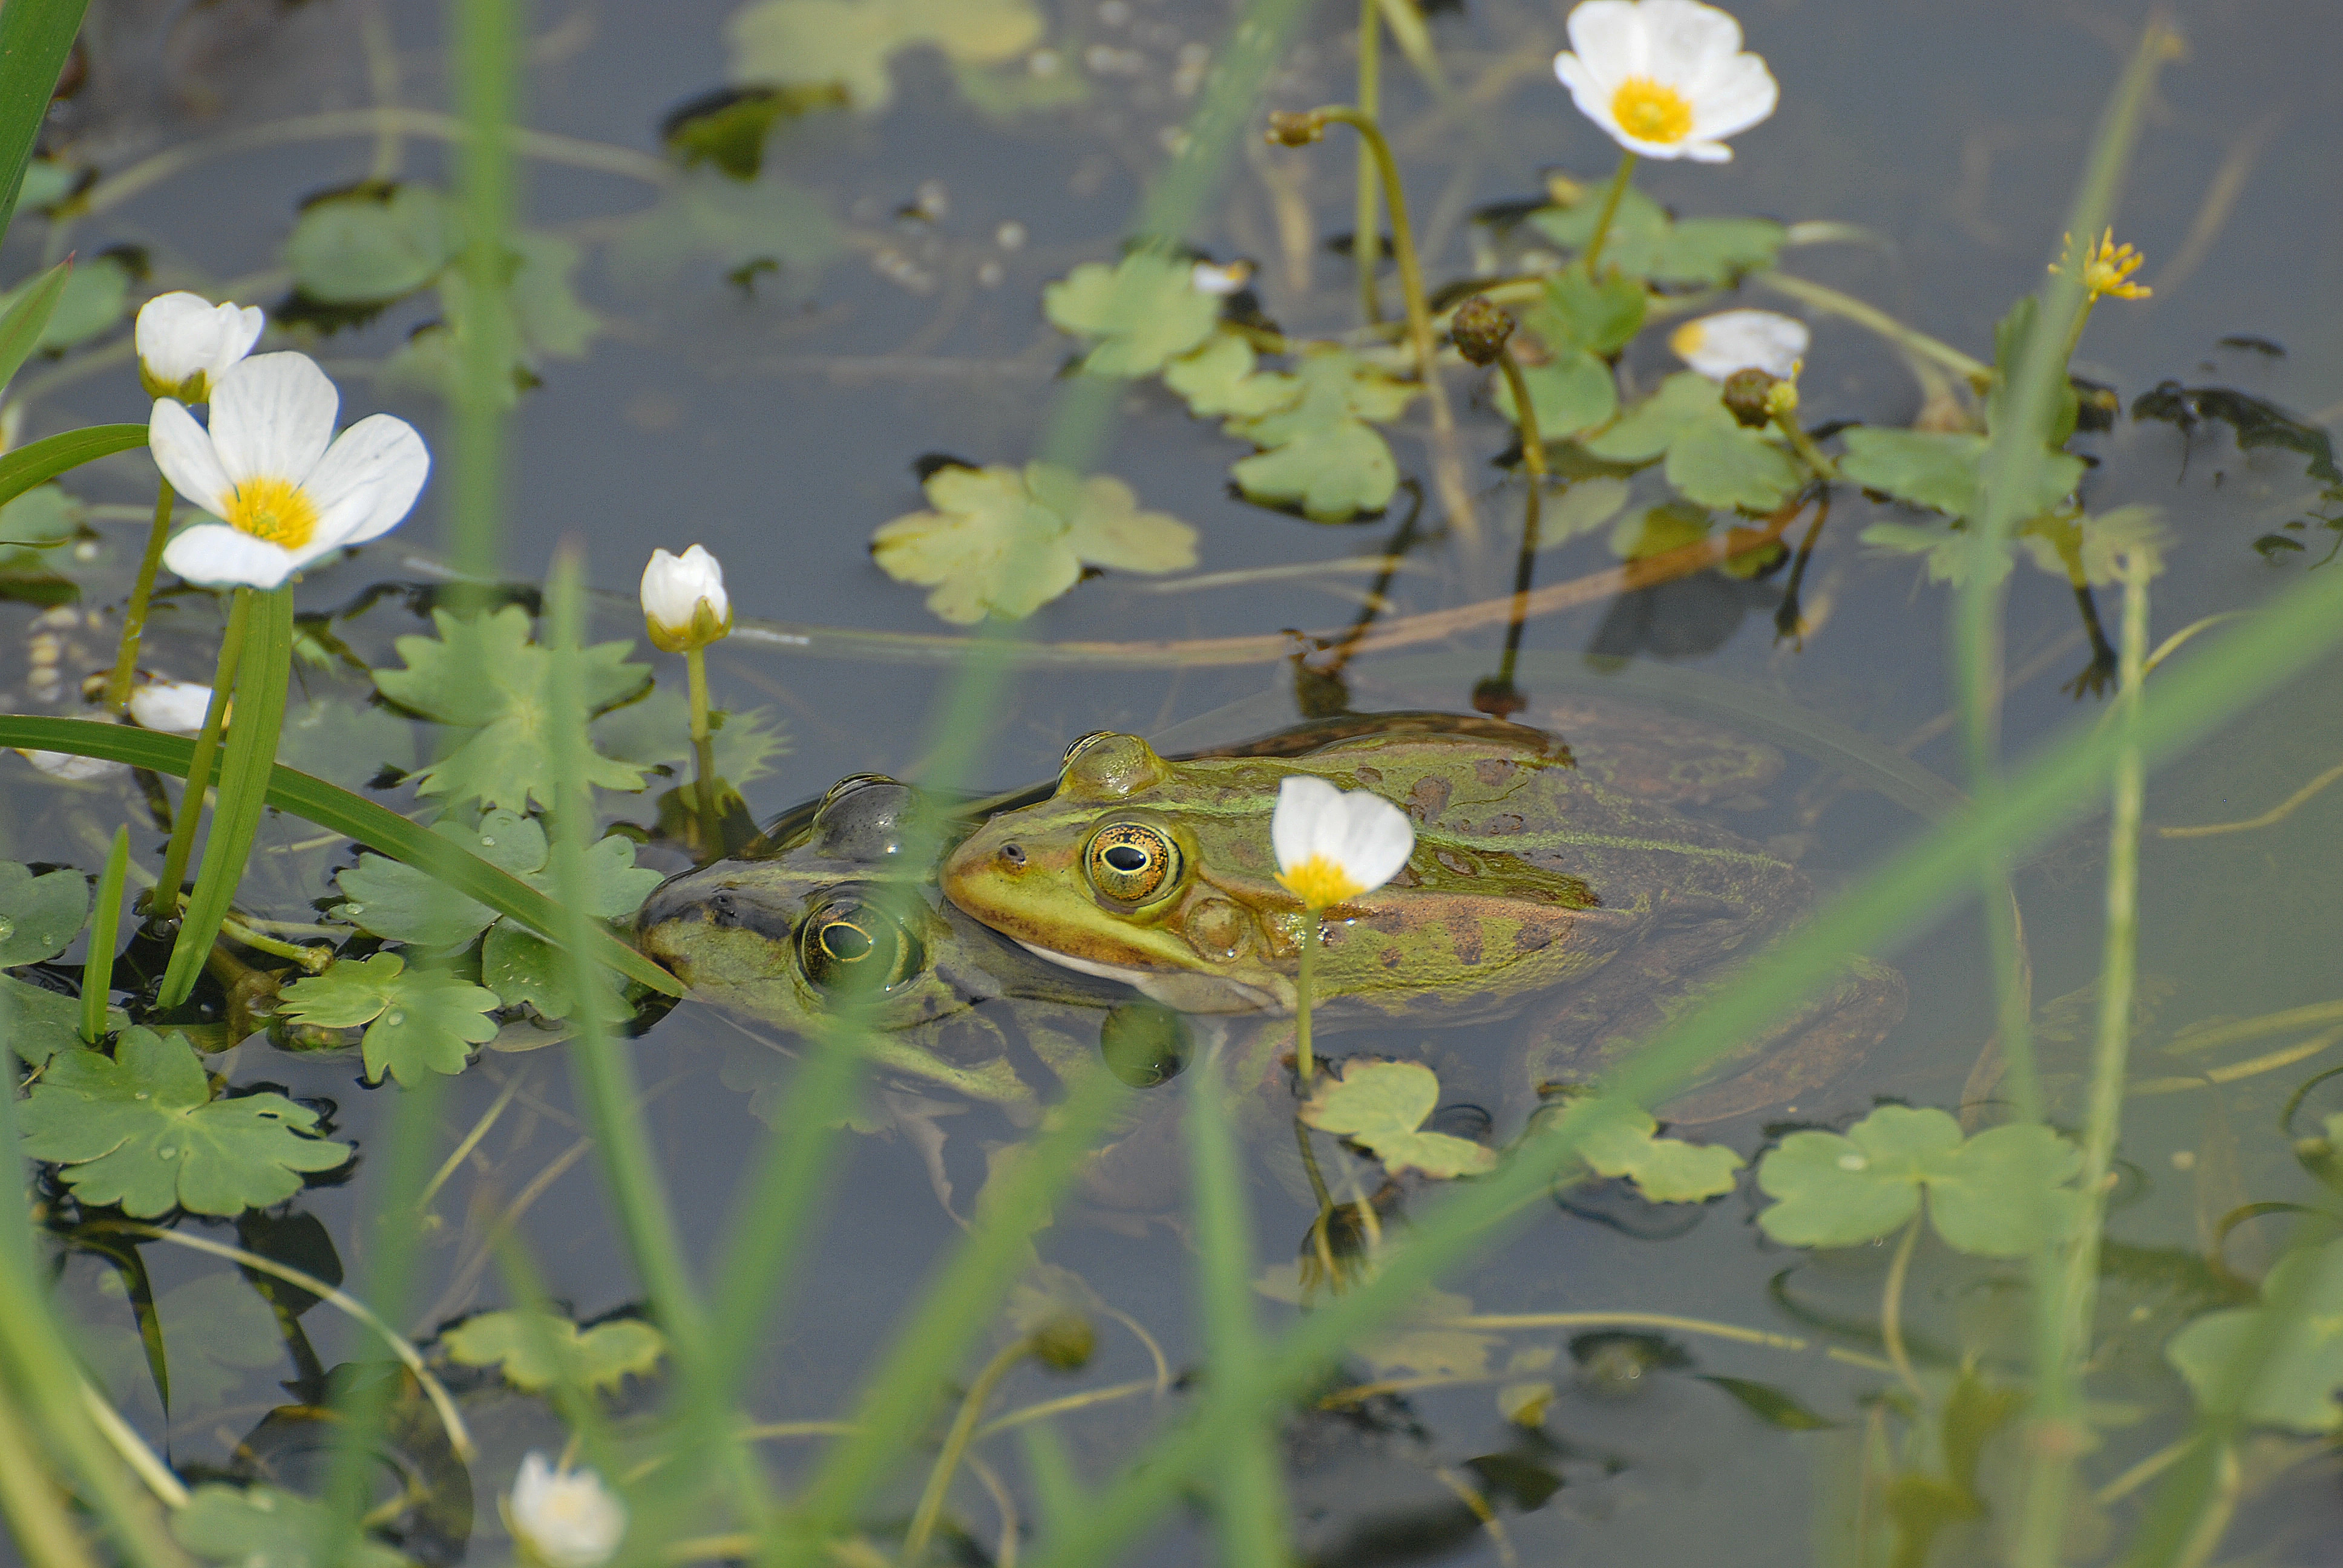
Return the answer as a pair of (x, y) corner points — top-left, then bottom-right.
(1300, 1059), (1498, 1180)
(1755, 1104), (2080, 1255)
(0, 857), (90, 964)
(443, 1308), (667, 1394)
(334, 808), (663, 951)
(17, 1029), (350, 1217)
(1044, 250), (1221, 377)
(1571, 1096), (1744, 1203)
(173, 1483), (411, 1568)
(275, 953), (501, 1087)
(727, 0), (1043, 112)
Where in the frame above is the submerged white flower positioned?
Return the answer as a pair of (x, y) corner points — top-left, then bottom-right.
(1271, 776), (1415, 909)
(1554, 0), (1778, 163)
(505, 1453), (625, 1568)
(639, 545), (733, 652)
(1670, 309), (1807, 381)
(1189, 258), (1254, 297)
(151, 353), (430, 591)
(16, 748), (127, 782)
(135, 292), (264, 403)
(127, 678), (215, 735)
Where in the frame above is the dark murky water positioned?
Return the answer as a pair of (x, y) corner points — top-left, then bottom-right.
(8, 0), (2343, 1562)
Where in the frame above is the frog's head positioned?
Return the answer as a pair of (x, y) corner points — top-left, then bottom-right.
(637, 774), (966, 1030)
(941, 733), (1303, 1013)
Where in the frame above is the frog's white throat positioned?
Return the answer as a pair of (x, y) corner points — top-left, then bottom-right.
(1015, 941), (1284, 1014)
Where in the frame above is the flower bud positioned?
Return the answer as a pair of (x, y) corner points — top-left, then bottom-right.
(1028, 1312), (1096, 1373)
(136, 292), (264, 403)
(1720, 368), (1780, 429)
(1265, 109), (1326, 146)
(504, 1452), (625, 1568)
(640, 545), (732, 653)
(1449, 296), (1516, 367)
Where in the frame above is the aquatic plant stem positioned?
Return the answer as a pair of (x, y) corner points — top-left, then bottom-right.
(102, 477), (174, 714)
(903, 1338), (1032, 1563)
(1580, 151), (1637, 278)
(684, 643), (721, 855)
(1484, 345), (1547, 708)
(2013, 550), (2151, 1568)
(1774, 410), (1838, 482)
(1352, 0), (1382, 327)
(1294, 915), (1319, 1086)
(149, 587), (249, 925)
(1309, 105), (1476, 543)
(1880, 1214), (1925, 1404)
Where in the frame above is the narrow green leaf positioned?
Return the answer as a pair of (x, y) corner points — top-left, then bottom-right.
(1697, 1374), (1838, 1430)
(82, 826), (128, 1044)
(0, 258), (70, 399)
(160, 589), (295, 1009)
(0, 0), (89, 241)
(0, 424), (151, 512)
(0, 715), (681, 996)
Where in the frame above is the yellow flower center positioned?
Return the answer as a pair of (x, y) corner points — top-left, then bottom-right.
(224, 476), (320, 549)
(1277, 855), (1363, 910)
(1611, 77), (1694, 144)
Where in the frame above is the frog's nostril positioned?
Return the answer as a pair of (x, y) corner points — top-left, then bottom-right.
(1000, 843), (1026, 868)
(709, 890), (740, 927)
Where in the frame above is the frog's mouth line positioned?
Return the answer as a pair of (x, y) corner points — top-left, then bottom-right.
(1014, 941), (1283, 1014)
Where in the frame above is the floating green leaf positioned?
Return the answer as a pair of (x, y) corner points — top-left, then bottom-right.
(1526, 267), (1647, 358)
(1571, 1096), (1744, 1203)
(1610, 500), (1710, 563)
(1582, 370), (1731, 463)
(371, 607), (650, 812)
(443, 1309), (667, 1393)
(275, 953), (501, 1087)
(17, 1030), (350, 1217)
(727, 0), (1043, 111)
(1225, 345), (1418, 521)
(663, 84), (847, 178)
(334, 809), (662, 952)
(607, 168), (842, 293)
(3, 252), (132, 351)
(1300, 1059), (1498, 1180)
(2167, 1238), (2343, 1432)
(1529, 188), (1783, 286)
(1162, 332), (1301, 420)
(174, 1483), (411, 1568)
(1667, 419), (1803, 512)
(1492, 351), (1618, 442)
(482, 922), (620, 1020)
(1043, 250), (1219, 377)
(287, 183), (460, 304)
(1839, 427), (2083, 522)
(274, 697), (417, 793)
(871, 460), (1197, 622)
(1754, 1105), (2081, 1256)
(594, 691), (791, 785)
(0, 857), (89, 964)
(2, 973), (121, 1065)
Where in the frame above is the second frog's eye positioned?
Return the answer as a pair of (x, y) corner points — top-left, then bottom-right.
(1063, 731), (1116, 765)
(796, 892), (922, 996)
(1084, 822), (1182, 905)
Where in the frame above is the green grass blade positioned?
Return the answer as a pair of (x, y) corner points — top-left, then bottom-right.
(159, 588), (297, 1008)
(0, 714), (681, 995)
(449, 0), (516, 586)
(0, 0), (88, 241)
(0, 258), (70, 399)
(1022, 552), (2343, 1568)
(0, 425), (151, 511)
(82, 825), (128, 1043)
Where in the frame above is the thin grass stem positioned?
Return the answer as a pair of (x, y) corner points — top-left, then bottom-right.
(1352, 0), (1382, 326)
(903, 1337), (1034, 1564)
(102, 477), (174, 715)
(149, 589), (250, 924)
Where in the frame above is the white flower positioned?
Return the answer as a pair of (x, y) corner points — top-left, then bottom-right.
(505, 1453), (625, 1568)
(16, 748), (127, 782)
(1670, 309), (1807, 381)
(135, 292), (264, 403)
(128, 678), (215, 735)
(151, 353), (430, 591)
(1553, 0), (1778, 163)
(1271, 776), (1415, 909)
(1189, 259), (1254, 297)
(639, 544), (733, 652)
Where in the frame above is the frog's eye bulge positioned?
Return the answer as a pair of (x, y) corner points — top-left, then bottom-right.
(1084, 822), (1184, 905)
(1061, 733), (1172, 801)
(1063, 731), (1116, 764)
(796, 891), (924, 994)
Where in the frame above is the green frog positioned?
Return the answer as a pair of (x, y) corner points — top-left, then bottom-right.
(939, 728), (1905, 1123)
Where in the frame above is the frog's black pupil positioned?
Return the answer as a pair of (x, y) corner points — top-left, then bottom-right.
(1105, 844), (1149, 872)
(821, 921), (874, 962)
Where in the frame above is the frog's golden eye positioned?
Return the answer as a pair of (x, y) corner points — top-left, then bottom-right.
(797, 892), (922, 995)
(1084, 822), (1182, 906)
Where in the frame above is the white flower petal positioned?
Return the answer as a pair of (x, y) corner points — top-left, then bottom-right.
(163, 523), (295, 589)
(301, 414), (430, 545)
(1555, 0), (1775, 160)
(1565, 1), (1648, 79)
(147, 399), (235, 518)
(1686, 53), (1778, 142)
(1670, 309), (1807, 380)
(18, 748), (129, 782)
(1640, 0), (1743, 74)
(1271, 776), (1340, 873)
(1331, 790), (1415, 891)
(206, 352), (338, 486)
(128, 679), (216, 735)
(508, 1452), (626, 1568)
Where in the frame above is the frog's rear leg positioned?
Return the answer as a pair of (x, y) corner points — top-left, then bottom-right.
(1659, 958), (1907, 1125)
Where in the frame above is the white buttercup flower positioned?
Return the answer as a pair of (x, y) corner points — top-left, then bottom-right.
(1670, 309), (1807, 381)
(640, 544), (733, 652)
(504, 1452), (625, 1568)
(1271, 776), (1416, 909)
(1554, 0), (1778, 163)
(151, 352), (430, 592)
(16, 748), (128, 782)
(127, 678), (215, 736)
(135, 292), (264, 403)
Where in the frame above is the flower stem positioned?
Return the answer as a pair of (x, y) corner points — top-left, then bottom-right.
(684, 644), (721, 858)
(148, 588), (251, 926)
(1352, 0), (1383, 327)
(903, 1336), (1034, 1564)
(103, 475), (176, 715)
(1581, 149), (1638, 278)
(1879, 1212), (1925, 1405)
(1774, 410), (1839, 481)
(1486, 344), (1548, 706)
(1295, 913), (1319, 1086)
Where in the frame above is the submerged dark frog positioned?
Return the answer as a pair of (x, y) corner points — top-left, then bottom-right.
(942, 729), (1905, 1122)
